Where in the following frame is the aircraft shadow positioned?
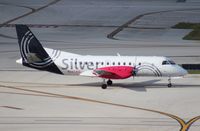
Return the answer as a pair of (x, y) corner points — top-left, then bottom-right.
(68, 79), (200, 92)
(68, 80), (158, 92)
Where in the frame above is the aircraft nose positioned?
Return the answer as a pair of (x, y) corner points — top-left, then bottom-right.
(179, 66), (188, 76)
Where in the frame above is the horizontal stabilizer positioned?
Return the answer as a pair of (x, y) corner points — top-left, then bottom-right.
(16, 58), (22, 64)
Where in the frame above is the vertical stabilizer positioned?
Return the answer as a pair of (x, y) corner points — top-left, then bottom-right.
(15, 25), (63, 74)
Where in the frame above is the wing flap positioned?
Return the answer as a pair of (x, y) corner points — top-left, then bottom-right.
(80, 70), (96, 77)
(93, 69), (116, 77)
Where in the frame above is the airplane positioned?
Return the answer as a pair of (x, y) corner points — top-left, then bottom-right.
(15, 25), (188, 89)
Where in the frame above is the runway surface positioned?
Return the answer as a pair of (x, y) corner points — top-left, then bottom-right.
(1, 72), (200, 131)
(1, 0), (200, 131)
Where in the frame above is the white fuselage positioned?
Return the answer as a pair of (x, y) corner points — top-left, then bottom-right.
(45, 48), (188, 78)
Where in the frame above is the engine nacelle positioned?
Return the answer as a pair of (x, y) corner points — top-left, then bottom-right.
(94, 66), (135, 79)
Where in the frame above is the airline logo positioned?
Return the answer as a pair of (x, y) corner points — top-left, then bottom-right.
(20, 30), (53, 68)
(61, 58), (162, 77)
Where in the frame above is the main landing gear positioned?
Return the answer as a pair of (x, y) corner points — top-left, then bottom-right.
(168, 77), (172, 88)
(101, 79), (113, 89)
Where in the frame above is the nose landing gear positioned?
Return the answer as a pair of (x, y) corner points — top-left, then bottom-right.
(168, 77), (172, 87)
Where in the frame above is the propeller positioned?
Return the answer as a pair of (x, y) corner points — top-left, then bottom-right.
(131, 66), (139, 79)
(132, 57), (140, 77)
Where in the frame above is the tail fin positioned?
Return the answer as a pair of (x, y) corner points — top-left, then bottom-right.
(15, 24), (63, 74)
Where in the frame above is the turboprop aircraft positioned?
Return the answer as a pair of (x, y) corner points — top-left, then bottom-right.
(15, 25), (188, 89)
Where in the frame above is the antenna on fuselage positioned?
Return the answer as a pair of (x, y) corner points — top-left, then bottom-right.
(135, 56), (137, 67)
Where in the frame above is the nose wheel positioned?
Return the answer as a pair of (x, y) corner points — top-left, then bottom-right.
(168, 77), (172, 88)
(101, 79), (113, 89)
(168, 83), (172, 87)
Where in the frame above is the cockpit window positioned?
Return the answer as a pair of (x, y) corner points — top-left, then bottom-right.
(162, 61), (170, 65)
(162, 60), (176, 65)
(169, 60), (176, 65)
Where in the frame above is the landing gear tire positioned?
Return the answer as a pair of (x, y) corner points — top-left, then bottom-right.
(101, 84), (107, 89)
(107, 79), (113, 86)
(168, 77), (172, 88)
(168, 83), (172, 88)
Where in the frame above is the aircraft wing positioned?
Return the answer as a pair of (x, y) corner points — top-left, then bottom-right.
(93, 69), (118, 78)
(80, 69), (120, 79)
(80, 70), (96, 77)
(80, 66), (134, 79)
